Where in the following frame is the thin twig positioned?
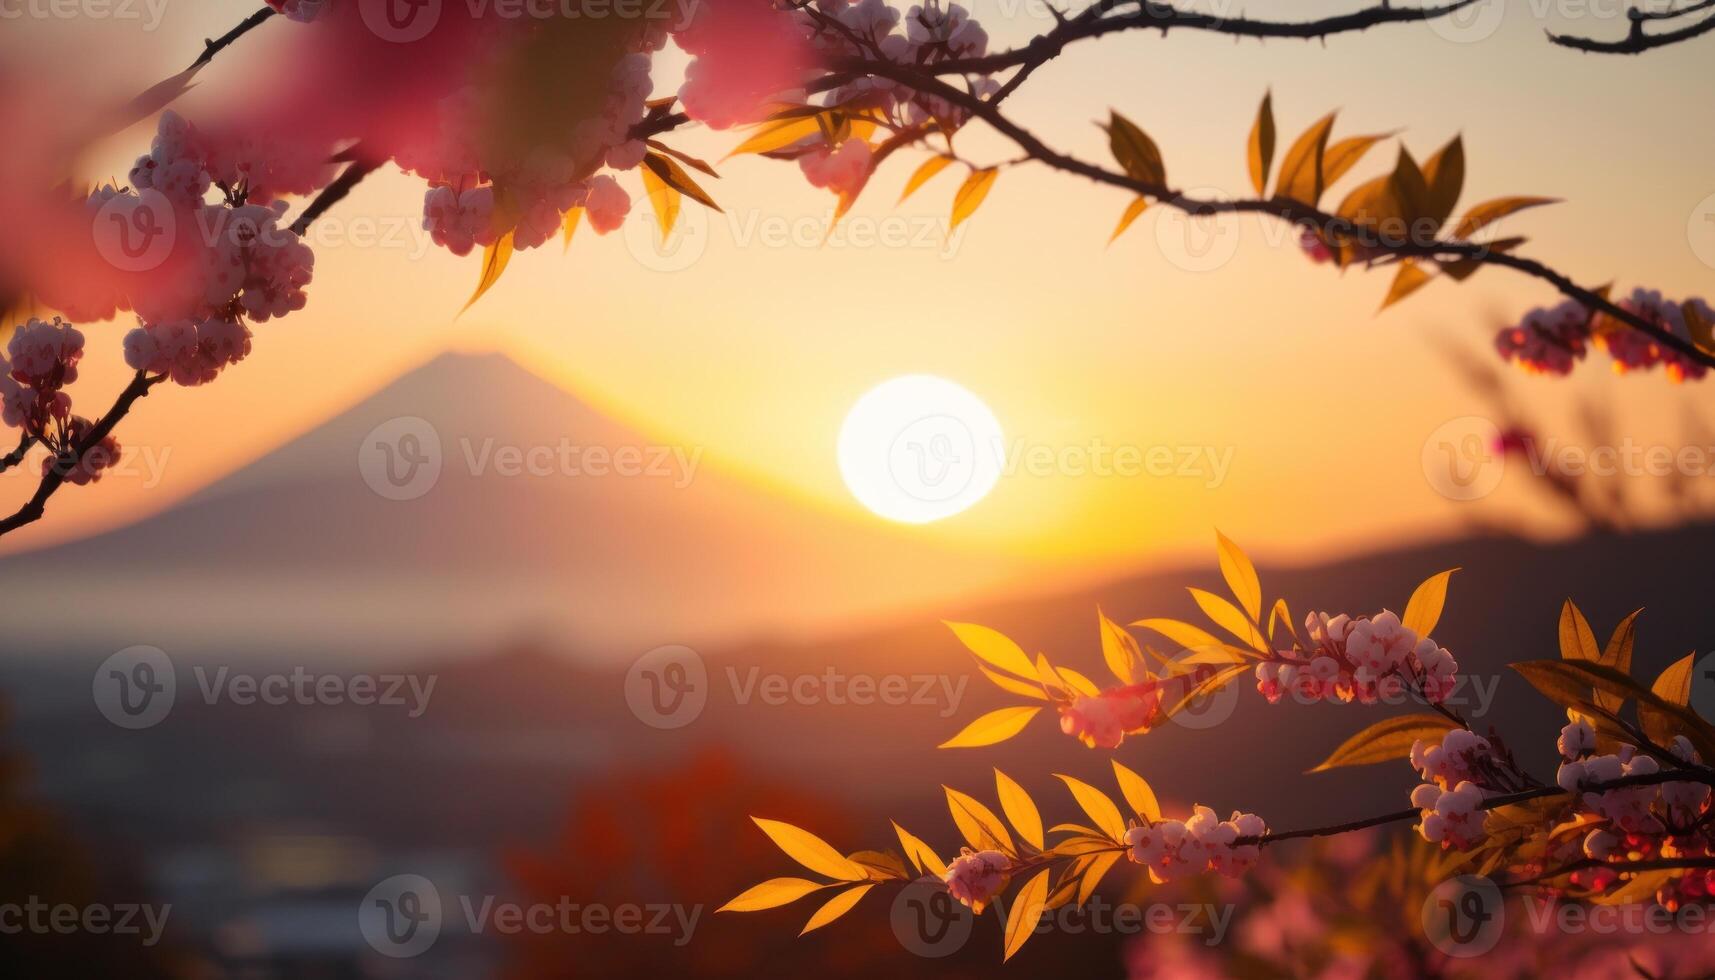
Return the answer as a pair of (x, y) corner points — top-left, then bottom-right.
(191, 6), (277, 70)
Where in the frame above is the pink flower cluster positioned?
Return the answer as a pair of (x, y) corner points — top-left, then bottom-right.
(1495, 290), (1712, 382)
(405, 49), (655, 253)
(1255, 610), (1459, 705)
(942, 847), (1009, 912)
(0, 317), (83, 434)
(45, 416), (121, 486)
(1124, 806), (1265, 881)
(1558, 724), (1711, 835)
(1058, 685), (1158, 750)
(1409, 730), (1497, 849)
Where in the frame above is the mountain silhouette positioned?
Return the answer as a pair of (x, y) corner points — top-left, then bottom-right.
(0, 351), (1035, 657)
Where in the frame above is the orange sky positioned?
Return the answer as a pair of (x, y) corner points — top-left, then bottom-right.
(3, 2), (1712, 565)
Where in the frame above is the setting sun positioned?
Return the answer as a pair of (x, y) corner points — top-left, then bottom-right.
(836, 375), (1005, 524)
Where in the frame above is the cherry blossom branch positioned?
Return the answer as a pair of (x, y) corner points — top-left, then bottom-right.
(1548, 0), (1715, 53)
(1241, 765), (1715, 846)
(1501, 856), (1715, 889)
(919, 0), (1488, 79)
(0, 433), (34, 474)
(0, 371), (166, 537)
(822, 58), (1715, 371)
(190, 6), (277, 70)
(288, 151), (385, 237)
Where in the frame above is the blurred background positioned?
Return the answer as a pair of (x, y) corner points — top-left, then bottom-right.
(3, 0), (1715, 976)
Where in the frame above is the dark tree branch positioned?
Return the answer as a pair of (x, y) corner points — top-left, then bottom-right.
(1502, 856), (1715, 889)
(827, 56), (1715, 371)
(0, 372), (166, 538)
(0, 433), (34, 474)
(191, 6), (277, 70)
(1549, 0), (1715, 53)
(289, 151), (385, 237)
(1246, 765), (1715, 845)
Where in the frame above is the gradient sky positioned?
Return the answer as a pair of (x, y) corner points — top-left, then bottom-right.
(3, 1), (1712, 568)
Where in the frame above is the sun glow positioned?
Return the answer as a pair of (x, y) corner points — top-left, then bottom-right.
(837, 375), (1006, 524)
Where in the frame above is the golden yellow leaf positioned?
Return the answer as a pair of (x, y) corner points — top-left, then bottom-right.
(949, 168), (998, 235)
(1106, 111), (1166, 186)
(639, 160), (682, 241)
(1510, 660), (1715, 761)
(752, 817), (868, 881)
(977, 664), (1049, 701)
(1099, 608), (1144, 684)
(1076, 851), (1121, 908)
(1389, 148), (1433, 229)
(1267, 598), (1299, 647)
(1108, 196), (1148, 245)
(462, 231), (514, 313)
(1640, 653), (1696, 746)
(1247, 91), (1275, 196)
(800, 883), (874, 935)
(1033, 654), (1068, 698)
(1401, 568), (1459, 636)
(945, 621), (1036, 680)
(560, 207), (584, 252)
(1276, 111), (1337, 204)
(1188, 587), (1266, 652)
(1420, 135), (1465, 228)
(892, 822), (947, 877)
(725, 115), (821, 158)
(1452, 196), (1559, 239)
(1559, 600), (1600, 662)
(1595, 609), (1643, 713)
(1056, 667), (1102, 698)
(1002, 868), (1050, 960)
(719, 878), (833, 913)
(995, 770), (1045, 851)
(643, 152), (722, 213)
(899, 154), (954, 204)
(945, 787), (1015, 854)
(1309, 713), (1459, 772)
(1682, 302), (1715, 354)
(1380, 261), (1435, 311)
(1215, 530), (1262, 621)
(1111, 760), (1162, 822)
(1322, 132), (1395, 188)
(1132, 618), (1225, 653)
(1055, 775), (1126, 842)
(938, 706), (1041, 749)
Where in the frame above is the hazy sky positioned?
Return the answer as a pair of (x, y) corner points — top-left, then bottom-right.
(3, 1), (1712, 568)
